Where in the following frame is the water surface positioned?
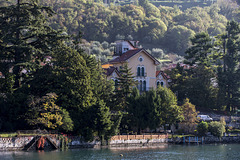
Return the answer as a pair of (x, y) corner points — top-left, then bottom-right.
(0, 144), (239, 160)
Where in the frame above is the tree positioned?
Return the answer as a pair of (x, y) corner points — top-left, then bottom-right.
(165, 25), (195, 55)
(115, 64), (136, 111)
(197, 121), (208, 136)
(25, 93), (73, 131)
(216, 21), (240, 113)
(156, 86), (183, 129)
(209, 121), (226, 137)
(185, 66), (218, 110)
(181, 98), (198, 133)
(0, 0), (67, 132)
(80, 99), (113, 142)
(0, 0), (65, 89)
(127, 86), (183, 133)
(185, 32), (213, 66)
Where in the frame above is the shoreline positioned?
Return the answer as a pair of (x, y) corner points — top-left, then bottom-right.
(0, 135), (240, 151)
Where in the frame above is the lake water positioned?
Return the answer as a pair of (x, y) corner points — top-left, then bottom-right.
(0, 144), (239, 160)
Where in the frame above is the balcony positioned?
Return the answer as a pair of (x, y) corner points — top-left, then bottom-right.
(136, 72), (147, 77)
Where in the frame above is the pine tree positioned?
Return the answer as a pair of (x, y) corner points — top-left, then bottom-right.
(216, 21), (240, 113)
(185, 32), (213, 66)
(115, 64), (136, 111)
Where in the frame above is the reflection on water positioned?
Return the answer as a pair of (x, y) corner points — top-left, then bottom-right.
(0, 144), (239, 160)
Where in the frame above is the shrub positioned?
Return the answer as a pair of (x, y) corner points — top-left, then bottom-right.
(101, 41), (109, 49)
(197, 121), (208, 136)
(209, 121), (225, 138)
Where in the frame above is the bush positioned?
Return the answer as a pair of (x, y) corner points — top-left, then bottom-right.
(209, 121), (225, 137)
(197, 121), (208, 136)
(101, 41), (109, 49)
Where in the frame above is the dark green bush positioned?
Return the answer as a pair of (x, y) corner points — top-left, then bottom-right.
(197, 121), (208, 136)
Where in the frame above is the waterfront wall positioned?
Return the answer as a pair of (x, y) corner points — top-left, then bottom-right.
(109, 134), (168, 147)
(0, 134), (168, 150)
(0, 137), (33, 151)
(2, 134), (239, 150)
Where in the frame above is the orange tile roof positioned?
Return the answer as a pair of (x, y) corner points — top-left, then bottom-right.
(102, 63), (113, 69)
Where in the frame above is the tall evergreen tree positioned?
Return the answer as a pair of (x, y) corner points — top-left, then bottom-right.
(0, 0), (66, 131)
(115, 64), (136, 111)
(216, 21), (240, 113)
(0, 0), (65, 89)
(185, 32), (213, 66)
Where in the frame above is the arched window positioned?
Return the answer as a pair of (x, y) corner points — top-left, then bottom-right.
(141, 67), (145, 76)
(161, 82), (164, 86)
(143, 81), (146, 91)
(137, 67), (140, 76)
(157, 81), (160, 87)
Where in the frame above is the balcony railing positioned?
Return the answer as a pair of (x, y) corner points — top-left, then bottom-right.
(136, 72), (147, 77)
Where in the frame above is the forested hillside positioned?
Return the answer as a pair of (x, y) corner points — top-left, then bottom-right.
(1, 0), (239, 55)
(1, 0), (240, 139)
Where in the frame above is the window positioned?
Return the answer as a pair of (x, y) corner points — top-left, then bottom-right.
(137, 67), (141, 76)
(143, 81), (146, 91)
(141, 67), (145, 76)
(138, 56), (144, 62)
(124, 48), (128, 52)
(157, 81), (164, 87)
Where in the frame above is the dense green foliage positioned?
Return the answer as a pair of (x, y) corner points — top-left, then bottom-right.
(1, 0), (240, 140)
(1, 0), (236, 56)
(0, 0), (188, 141)
(209, 121), (226, 137)
(126, 86), (183, 134)
(168, 21), (240, 113)
(197, 121), (209, 136)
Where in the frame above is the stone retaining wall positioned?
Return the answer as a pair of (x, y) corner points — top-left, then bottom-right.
(0, 137), (33, 151)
